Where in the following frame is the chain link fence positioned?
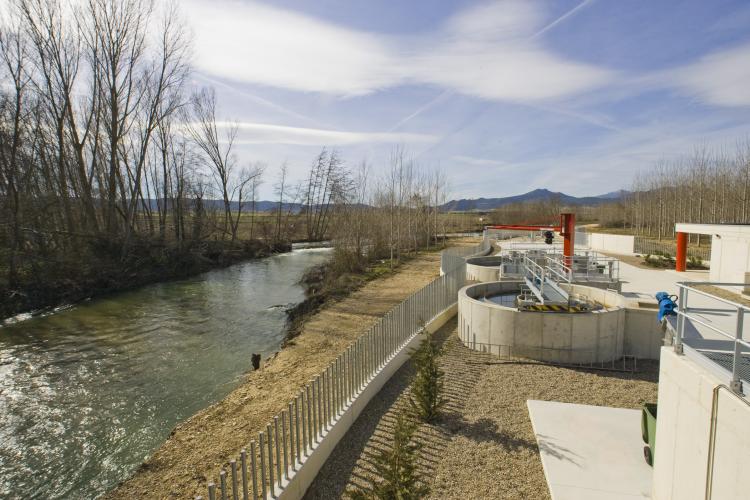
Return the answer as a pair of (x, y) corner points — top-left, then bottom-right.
(634, 236), (711, 261)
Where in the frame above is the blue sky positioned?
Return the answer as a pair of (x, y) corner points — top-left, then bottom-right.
(180, 0), (750, 199)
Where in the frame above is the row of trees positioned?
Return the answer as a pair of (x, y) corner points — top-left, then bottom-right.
(0, 0), (270, 291)
(593, 142), (750, 242)
(0, 0), (454, 308)
(328, 148), (450, 274)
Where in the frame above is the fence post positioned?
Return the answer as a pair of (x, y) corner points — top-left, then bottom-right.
(250, 441), (259, 500)
(731, 308), (744, 393)
(258, 434), (267, 500)
(230, 460), (239, 500)
(675, 288), (686, 354)
(274, 418), (281, 489)
(219, 470), (227, 500)
(240, 450), (249, 500)
(294, 396), (301, 464)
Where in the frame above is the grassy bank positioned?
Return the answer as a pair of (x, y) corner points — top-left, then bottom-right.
(1, 238), (290, 320)
(285, 245), (445, 341)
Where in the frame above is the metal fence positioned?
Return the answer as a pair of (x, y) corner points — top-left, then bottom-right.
(440, 237), (492, 273)
(197, 239), (489, 500)
(634, 236), (711, 261)
(672, 282), (750, 395)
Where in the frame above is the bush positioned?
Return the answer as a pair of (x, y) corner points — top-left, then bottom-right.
(409, 331), (445, 423)
(347, 413), (428, 500)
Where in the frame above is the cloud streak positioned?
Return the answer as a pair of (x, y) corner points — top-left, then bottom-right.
(181, 0), (614, 102)
(200, 122), (436, 146)
(666, 42), (750, 107)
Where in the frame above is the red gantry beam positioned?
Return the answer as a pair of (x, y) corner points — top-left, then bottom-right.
(486, 213), (576, 265)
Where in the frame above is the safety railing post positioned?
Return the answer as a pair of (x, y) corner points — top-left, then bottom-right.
(731, 307), (744, 394)
(219, 470), (227, 500)
(250, 441), (259, 500)
(258, 434), (267, 500)
(240, 449), (249, 500)
(230, 460), (239, 500)
(266, 424), (274, 497)
(675, 287), (686, 354)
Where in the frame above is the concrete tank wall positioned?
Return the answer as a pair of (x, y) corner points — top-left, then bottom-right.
(465, 255), (503, 282)
(458, 282), (626, 364)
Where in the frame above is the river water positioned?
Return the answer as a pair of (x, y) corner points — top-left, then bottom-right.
(0, 248), (331, 499)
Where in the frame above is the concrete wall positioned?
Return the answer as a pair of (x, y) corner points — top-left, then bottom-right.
(652, 347), (750, 500)
(458, 282), (626, 364)
(465, 255), (503, 282)
(278, 304), (458, 499)
(586, 233), (635, 255)
(709, 235), (750, 293)
(623, 308), (664, 360)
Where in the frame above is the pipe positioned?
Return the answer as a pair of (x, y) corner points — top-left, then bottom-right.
(705, 384), (750, 499)
(676, 231), (688, 272)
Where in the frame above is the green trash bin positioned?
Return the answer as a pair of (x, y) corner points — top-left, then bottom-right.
(641, 403), (657, 466)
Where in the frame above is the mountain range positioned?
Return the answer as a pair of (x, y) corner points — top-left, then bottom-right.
(439, 188), (628, 212)
(143, 188), (627, 213)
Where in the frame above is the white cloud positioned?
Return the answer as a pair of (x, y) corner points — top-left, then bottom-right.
(180, 0), (614, 102)
(451, 155), (511, 167)
(667, 42), (750, 107)
(206, 121), (436, 146)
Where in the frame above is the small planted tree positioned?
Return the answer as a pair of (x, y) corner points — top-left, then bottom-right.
(347, 413), (428, 500)
(409, 331), (445, 423)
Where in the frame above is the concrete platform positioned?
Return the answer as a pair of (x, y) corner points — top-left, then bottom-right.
(527, 400), (652, 500)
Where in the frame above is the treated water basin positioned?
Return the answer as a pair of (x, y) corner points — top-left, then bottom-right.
(459, 281), (626, 364)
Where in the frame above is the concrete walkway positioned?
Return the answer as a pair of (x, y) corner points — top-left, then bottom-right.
(527, 400), (652, 500)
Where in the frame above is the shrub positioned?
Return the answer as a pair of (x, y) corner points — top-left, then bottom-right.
(409, 331), (445, 423)
(347, 413), (428, 500)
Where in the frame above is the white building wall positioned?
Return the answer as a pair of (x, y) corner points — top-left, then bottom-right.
(652, 348), (750, 500)
(709, 236), (750, 292)
(587, 233), (635, 255)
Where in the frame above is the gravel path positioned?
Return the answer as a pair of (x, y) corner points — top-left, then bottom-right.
(307, 320), (659, 500)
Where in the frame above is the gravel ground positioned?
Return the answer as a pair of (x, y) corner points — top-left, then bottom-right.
(307, 319), (660, 500)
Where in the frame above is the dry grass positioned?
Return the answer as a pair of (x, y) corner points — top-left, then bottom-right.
(306, 320), (659, 500)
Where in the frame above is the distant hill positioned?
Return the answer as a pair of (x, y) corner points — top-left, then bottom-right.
(440, 188), (628, 212)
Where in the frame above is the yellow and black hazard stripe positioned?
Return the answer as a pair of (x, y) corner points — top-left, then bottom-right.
(519, 304), (588, 313)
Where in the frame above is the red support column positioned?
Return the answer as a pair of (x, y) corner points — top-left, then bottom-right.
(561, 213), (576, 266)
(676, 232), (688, 272)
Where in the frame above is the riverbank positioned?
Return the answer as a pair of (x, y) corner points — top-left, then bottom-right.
(106, 239), (478, 499)
(1, 239), (290, 321)
(306, 321), (659, 499)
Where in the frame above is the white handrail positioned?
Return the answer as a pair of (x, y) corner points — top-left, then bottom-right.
(674, 282), (749, 394)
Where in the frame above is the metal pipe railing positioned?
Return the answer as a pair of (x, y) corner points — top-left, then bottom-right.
(674, 282), (750, 394)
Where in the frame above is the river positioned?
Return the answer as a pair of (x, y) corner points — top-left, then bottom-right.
(0, 247), (331, 499)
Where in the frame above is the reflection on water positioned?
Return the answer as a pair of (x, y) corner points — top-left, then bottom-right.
(0, 248), (330, 499)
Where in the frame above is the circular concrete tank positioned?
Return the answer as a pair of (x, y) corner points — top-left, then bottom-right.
(458, 281), (626, 364)
(465, 255), (528, 282)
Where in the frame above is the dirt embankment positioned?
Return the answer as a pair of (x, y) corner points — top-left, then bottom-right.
(106, 243), (472, 499)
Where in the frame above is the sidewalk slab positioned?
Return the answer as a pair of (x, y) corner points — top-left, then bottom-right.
(527, 400), (652, 500)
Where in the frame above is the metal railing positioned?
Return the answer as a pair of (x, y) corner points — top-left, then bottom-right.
(545, 253), (620, 284)
(440, 238), (492, 274)
(198, 241), (487, 500)
(673, 282), (750, 395)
